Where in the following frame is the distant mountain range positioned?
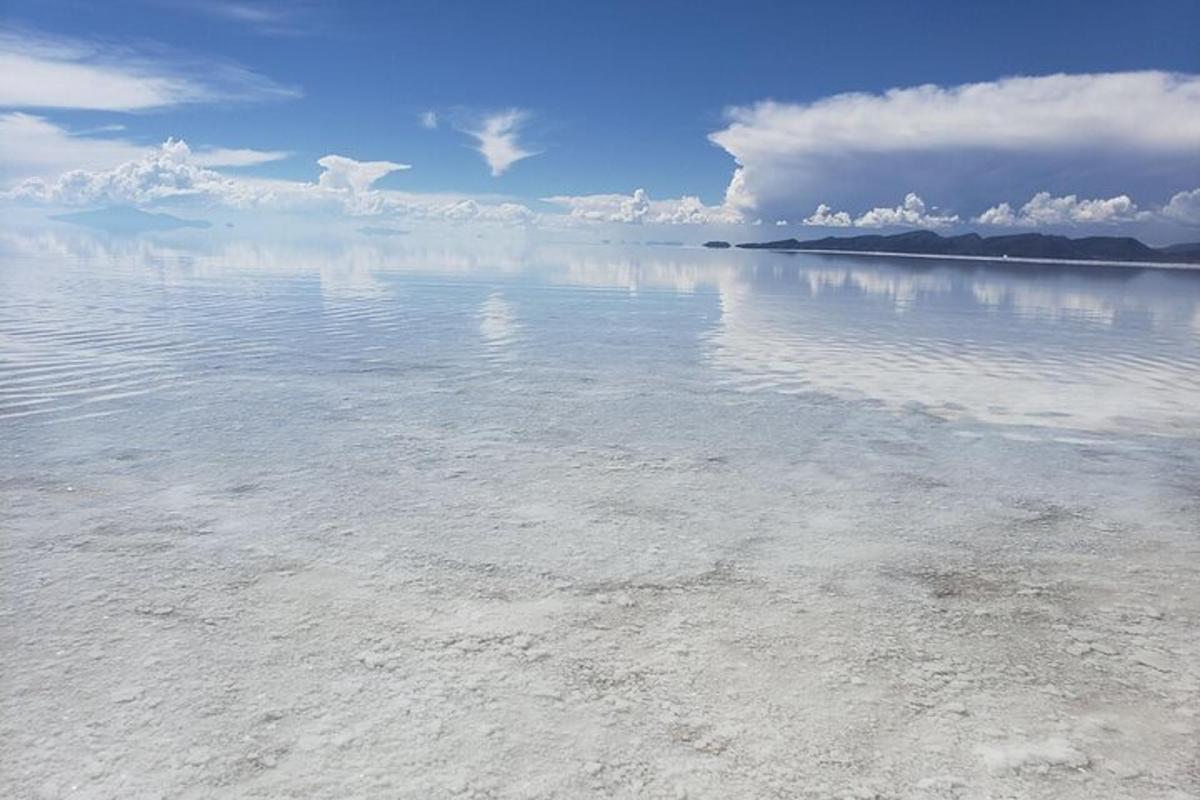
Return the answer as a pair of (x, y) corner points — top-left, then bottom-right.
(726, 230), (1200, 265)
(51, 206), (211, 233)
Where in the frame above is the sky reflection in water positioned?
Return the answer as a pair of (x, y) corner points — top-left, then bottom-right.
(2, 228), (1198, 439)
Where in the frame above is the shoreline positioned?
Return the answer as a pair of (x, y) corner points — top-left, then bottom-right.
(735, 246), (1200, 271)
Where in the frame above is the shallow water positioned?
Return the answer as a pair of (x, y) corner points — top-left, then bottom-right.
(2, 230), (1199, 798)
(3, 235), (1199, 436)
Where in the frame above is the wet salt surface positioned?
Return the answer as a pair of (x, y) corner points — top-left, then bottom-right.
(2, 232), (1199, 799)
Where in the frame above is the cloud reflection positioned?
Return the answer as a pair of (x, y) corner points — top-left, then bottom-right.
(3, 226), (1198, 435)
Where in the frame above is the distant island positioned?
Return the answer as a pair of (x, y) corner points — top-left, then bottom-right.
(703, 240), (731, 248)
(358, 226), (409, 237)
(51, 206), (211, 233)
(735, 230), (1200, 265)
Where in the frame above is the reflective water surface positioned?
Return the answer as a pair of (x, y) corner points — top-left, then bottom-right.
(2, 229), (1199, 799)
(3, 230), (1199, 437)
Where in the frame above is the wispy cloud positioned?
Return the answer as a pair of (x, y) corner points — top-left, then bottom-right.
(191, 147), (290, 168)
(0, 26), (300, 111)
(188, 1), (290, 24)
(462, 110), (537, 177)
(419, 110), (438, 130)
(173, 1), (320, 36)
(0, 112), (148, 181)
(0, 113), (285, 181)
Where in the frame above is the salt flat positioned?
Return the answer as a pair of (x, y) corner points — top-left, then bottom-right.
(2, 232), (1198, 799)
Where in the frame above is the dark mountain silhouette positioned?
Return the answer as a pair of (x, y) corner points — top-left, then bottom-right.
(736, 231), (1200, 264)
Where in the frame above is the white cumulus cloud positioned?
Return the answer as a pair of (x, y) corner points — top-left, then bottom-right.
(714, 72), (1200, 157)
(855, 193), (959, 228)
(1162, 188), (1200, 226)
(802, 204), (852, 227)
(708, 71), (1200, 226)
(7, 138), (244, 206)
(975, 203), (1018, 227)
(3, 138), (538, 227)
(975, 192), (1147, 226)
(316, 155), (410, 193)
(463, 109), (537, 177)
(541, 188), (743, 225)
(542, 188), (650, 223)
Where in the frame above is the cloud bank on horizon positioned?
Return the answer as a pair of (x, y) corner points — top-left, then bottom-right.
(708, 71), (1200, 233)
(0, 19), (1197, 238)
(5, 135), (539, 224)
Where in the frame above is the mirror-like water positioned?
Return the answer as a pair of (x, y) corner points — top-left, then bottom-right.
(4, 234), (1199, 436)
(2, 230), (1198, 799)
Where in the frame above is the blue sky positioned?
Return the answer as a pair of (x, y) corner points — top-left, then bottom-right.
(1, 0), (1199, 238)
